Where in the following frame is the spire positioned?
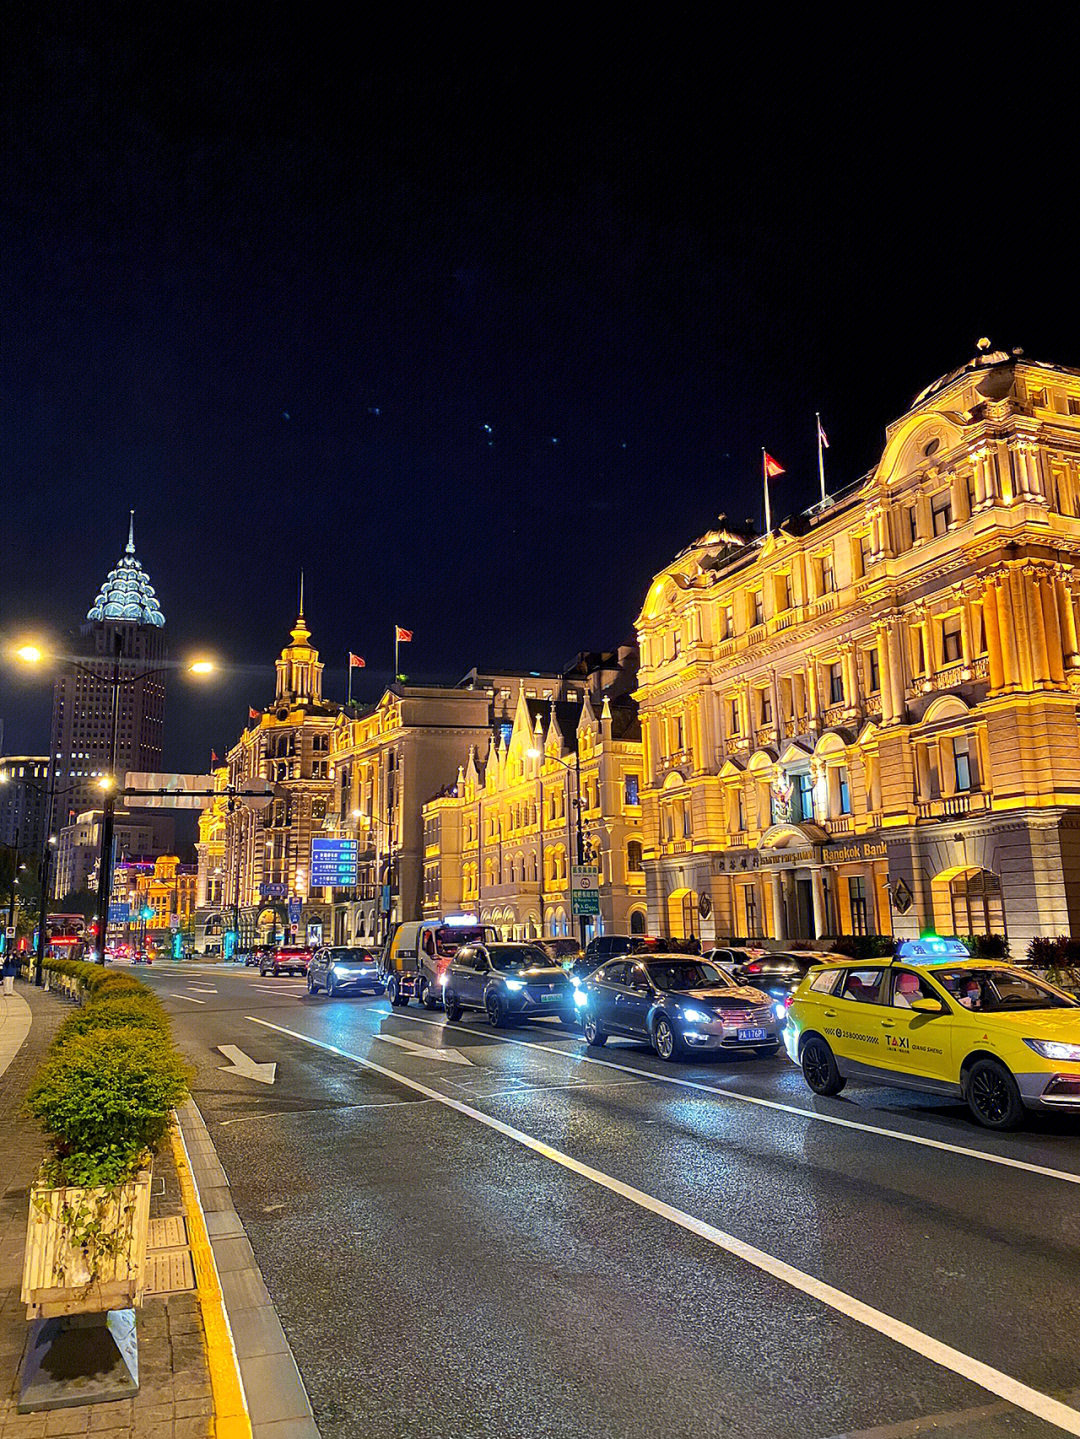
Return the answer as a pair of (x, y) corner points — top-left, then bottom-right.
(289, 570), (310, 645)
(87, 515), (165, 627)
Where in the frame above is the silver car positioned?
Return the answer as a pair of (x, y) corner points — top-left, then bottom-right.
(307, 946), (384, 998)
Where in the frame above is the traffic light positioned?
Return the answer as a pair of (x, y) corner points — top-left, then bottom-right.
(141, 906), (154, 921)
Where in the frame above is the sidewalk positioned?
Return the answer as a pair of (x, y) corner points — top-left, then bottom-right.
(0, 982), (217, 1439)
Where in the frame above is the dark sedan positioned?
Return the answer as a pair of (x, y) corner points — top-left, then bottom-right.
(442, 942), (577, 1028)
(732, 952), (833, 1010)
(579, 954), (781, 1061)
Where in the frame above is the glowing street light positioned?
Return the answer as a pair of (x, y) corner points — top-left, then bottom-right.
(14, 644), (44, 665)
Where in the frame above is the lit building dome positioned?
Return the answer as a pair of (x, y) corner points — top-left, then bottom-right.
(86, 512), (166, 627)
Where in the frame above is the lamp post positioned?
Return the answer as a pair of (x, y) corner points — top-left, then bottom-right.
(12, 642), (217, 963)
(527, 743), (592, 947)
(1, 758), (79, 986)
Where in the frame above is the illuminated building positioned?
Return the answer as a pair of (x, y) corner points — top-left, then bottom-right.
(0, 755), (49, 854)
(223, 607), (339, 947)
(421, 672), (645, 940)
(48, 514), (167, 835)
(327, 661), (622, 944)
(635, 344), (1080, 948)
(53, 807), (176, 898)
(112, 854), (197, 944)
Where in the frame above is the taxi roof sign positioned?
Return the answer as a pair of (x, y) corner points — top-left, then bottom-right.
(894, 937), (970, 962)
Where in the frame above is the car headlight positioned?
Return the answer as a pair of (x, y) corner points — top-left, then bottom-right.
(774, 1002), (786, 1020)
(332, 964), (350, 977)
(504, 979), (527, 992)
(680, 1007), (710, 1023)
(439, 973), (448, 987)
(572, 987), (587, 1008)
(1024, 1038), (1080, 1062)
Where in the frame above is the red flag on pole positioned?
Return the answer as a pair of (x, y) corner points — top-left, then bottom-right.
(211, 749), (220, 765)
(349, 653), (366, 668)
(248, 707), (260, 721)
(816, 419), (829, 449)
(395, 627), (413, 642)
(763, 453), (786, 477)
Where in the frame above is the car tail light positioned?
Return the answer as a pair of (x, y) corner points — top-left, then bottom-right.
(745, 962), (761, 972)
(784, 994), (795, 1009)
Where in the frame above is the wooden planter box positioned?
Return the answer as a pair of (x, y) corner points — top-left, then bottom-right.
(21, 1167), (152, 1319)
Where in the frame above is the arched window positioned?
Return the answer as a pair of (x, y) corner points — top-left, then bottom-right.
(950, 869), (1005, 937)
(629, 909), (646, 935)
(627, 841), (644, 872)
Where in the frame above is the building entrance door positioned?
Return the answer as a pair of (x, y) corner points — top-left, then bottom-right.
(795, 877), (814, 940)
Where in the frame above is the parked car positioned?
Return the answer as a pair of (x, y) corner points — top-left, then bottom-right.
(579, 953), (781, 1061)
(260, 946), (311, 977)
(245, 944), (275, 969)
(307, 946), (384, 997)
(582, 935), (635, 969)
(539, 938), (584, 970)
(442, 942), (577, 1028)
(728, 952), (830, 1013)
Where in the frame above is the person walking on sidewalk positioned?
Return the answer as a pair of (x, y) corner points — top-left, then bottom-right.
(2, 948), (15, 995)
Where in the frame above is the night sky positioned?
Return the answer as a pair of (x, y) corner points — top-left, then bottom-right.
(3, 13), (1077, 772)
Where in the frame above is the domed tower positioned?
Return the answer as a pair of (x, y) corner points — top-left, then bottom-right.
(49, 512), (169, 837)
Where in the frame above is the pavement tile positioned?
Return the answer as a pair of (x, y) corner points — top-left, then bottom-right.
(226, 1307), (289, 1361)
(171, 1398), (212, 1420)
(206, 1237), (255, 1274)
(218, 1268), (271, 1314)
(43, 1411), (90, 1435)
(171, 1419), (212, 1439)
(248, 1417), (320, 1439)
(238, 1352), (310, 1428)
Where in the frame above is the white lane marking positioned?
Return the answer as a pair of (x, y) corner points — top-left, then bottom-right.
(216, 1044), (277, 1085)
(387, 1009), (1080, 1188)
(178, 995), (206, 1004)
(247, 1015), (1080, 1437)
(188, 987), (217, 994)
(373, 1033), (472, 1065)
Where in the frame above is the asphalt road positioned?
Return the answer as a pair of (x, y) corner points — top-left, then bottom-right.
(136, 960), (1080, 1439)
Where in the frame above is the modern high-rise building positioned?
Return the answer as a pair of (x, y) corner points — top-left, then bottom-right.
(0, 755), (49, 855)
(49, 514), (168, 835)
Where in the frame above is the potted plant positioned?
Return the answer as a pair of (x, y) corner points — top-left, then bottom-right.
(21, 1014), (189, 1319)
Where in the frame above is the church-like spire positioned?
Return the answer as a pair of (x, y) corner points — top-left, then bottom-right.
(86, 513), (165, 627)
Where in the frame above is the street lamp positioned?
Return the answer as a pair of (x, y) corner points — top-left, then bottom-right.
(527, 744), (596, 946)
(13, 640), (217, 963)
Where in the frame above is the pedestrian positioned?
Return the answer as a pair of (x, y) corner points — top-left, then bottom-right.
(2, 948), (16, 996)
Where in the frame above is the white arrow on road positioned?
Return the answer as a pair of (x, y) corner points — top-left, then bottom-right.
(374, 1033), (473, 1066)
(217, 1045), (277, 1085)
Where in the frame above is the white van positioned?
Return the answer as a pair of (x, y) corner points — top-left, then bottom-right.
(384, 917), (498, 1008)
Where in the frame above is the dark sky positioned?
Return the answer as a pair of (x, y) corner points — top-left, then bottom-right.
(3, 12), (1078, 770)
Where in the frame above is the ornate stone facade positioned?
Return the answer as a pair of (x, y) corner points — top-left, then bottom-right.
(635, 344), (1080, 950)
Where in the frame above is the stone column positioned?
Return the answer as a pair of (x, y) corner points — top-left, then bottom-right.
(1009, 567), (1034, 689)
(811, 868), (827, 939)
(1056, 574), (1080, 669)
(982, 580), (1004, 691)
(768, 870), (786, 941)
(1026, 567), (1051, 686)
(914, 742), (931, 803)
(887, 621), (906, 723)
(807, 657), (821, 727)
(938, 736), (955, 797)
(997, 575), (1021, 690)
(1041, 572), (1065, 685)
(876, 626), (893, 723)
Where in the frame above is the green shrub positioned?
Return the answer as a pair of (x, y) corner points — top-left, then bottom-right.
(83, 973), (143, 999)
(25, 1027), (191, 1188)
(959, 934), (1010, 959)
(830, 934), (894, 960)
(56, 994), (169, 1043)
(1028, 935), (1080, 966)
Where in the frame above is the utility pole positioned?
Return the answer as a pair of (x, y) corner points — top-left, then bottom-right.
(93, 631), (124, 963)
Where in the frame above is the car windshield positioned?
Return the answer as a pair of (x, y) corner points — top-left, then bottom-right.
(490, 945), (551, 972)
(935, 967), (1078, 1012)
(331, 949), (372, 962)
(645, 960), (728, 990)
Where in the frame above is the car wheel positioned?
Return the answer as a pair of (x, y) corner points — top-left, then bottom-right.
(422, 981), (440, 1011)
(486, 992), (507, 1028)
(582, 1012), (607, 1047)
(326, 974), (336, 999)
(653, 1015), (685, 1062)
(259, 966), (269, 977)
(444, 989), (463, 1021)
(307, 974), (318, 994)
(965, 1058), (1024, 1130)
(800, 1036), (845, 1095)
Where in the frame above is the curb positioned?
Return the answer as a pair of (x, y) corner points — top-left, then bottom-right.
(172, 1099), (319, 1439)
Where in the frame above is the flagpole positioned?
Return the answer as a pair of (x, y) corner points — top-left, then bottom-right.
(346, 652), (352, 708)
(394, 628), (399, 684)
(816, 412), (827, 506)
(762, 448), (772, 534)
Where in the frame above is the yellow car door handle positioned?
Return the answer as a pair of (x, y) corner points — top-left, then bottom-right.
(824, 1009), (837, 1018)
(881, 1019), (896, 1028)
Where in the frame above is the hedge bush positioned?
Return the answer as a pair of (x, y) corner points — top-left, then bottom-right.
(1028, 935), (1080, 966)
(829, 934), (894, 960)
(24, 962), (191, 1189)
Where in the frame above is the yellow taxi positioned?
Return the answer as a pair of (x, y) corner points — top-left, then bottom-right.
(784, 937), (1080, 1129)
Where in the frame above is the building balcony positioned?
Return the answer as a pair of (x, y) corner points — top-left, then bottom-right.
(809, 594), (837, 617)
(864, 693), (883, 718)
(823, 703), (846, 728)
(754, 725), (777, 749)
(916, 791), (991, 820)
(824, 816), (855, 835)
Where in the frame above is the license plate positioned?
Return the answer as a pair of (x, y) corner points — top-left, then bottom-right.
(737, 1027), (769, 1041)
(540, 992), (562, 1003)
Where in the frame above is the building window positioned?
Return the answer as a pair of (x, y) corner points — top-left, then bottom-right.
(627, 840), (644, 872)
(931, 489), (953, 535)
(673, 714), (685, 751)
(624, 774), (640, 807)
(777, 573), (793, 611)
(752, 590), (764, 626)
(721, 604), (734, 639)
(828, 662), (844, 705)
(906, 504), (919, 546)
(730, 699), (740, 735)
(942, 614), (963, 665)
(953, 736), (972, 792)
(848, 876), (869, 935)
(950, 868), (1004, 936)
(837, 766), (852, 815)
(733, 788), (745, 832)
(795, 771), (815, 823)
(743, 886), (759, 938)
(857, 534), (872, 573)
(866, 648), (881, 694)
(760, 690), (773, 724)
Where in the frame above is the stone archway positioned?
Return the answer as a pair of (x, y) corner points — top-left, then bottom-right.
(666, 887), (698, 939)
(932, 865), (1006, 938)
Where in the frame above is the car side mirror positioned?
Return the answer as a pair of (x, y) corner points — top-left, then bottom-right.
(909, 996), (945, 1014)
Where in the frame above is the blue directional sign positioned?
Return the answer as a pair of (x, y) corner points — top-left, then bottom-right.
(287, 898), (302, 925)
(108, 902), (131, 924)
(311, 837), (358, 888)
(259, 882), (287, 898)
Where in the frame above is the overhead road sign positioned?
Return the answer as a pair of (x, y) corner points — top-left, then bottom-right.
(124, 773), (274, 810)
(571, 866), (600, 916)
(310, 837), (359, 887)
